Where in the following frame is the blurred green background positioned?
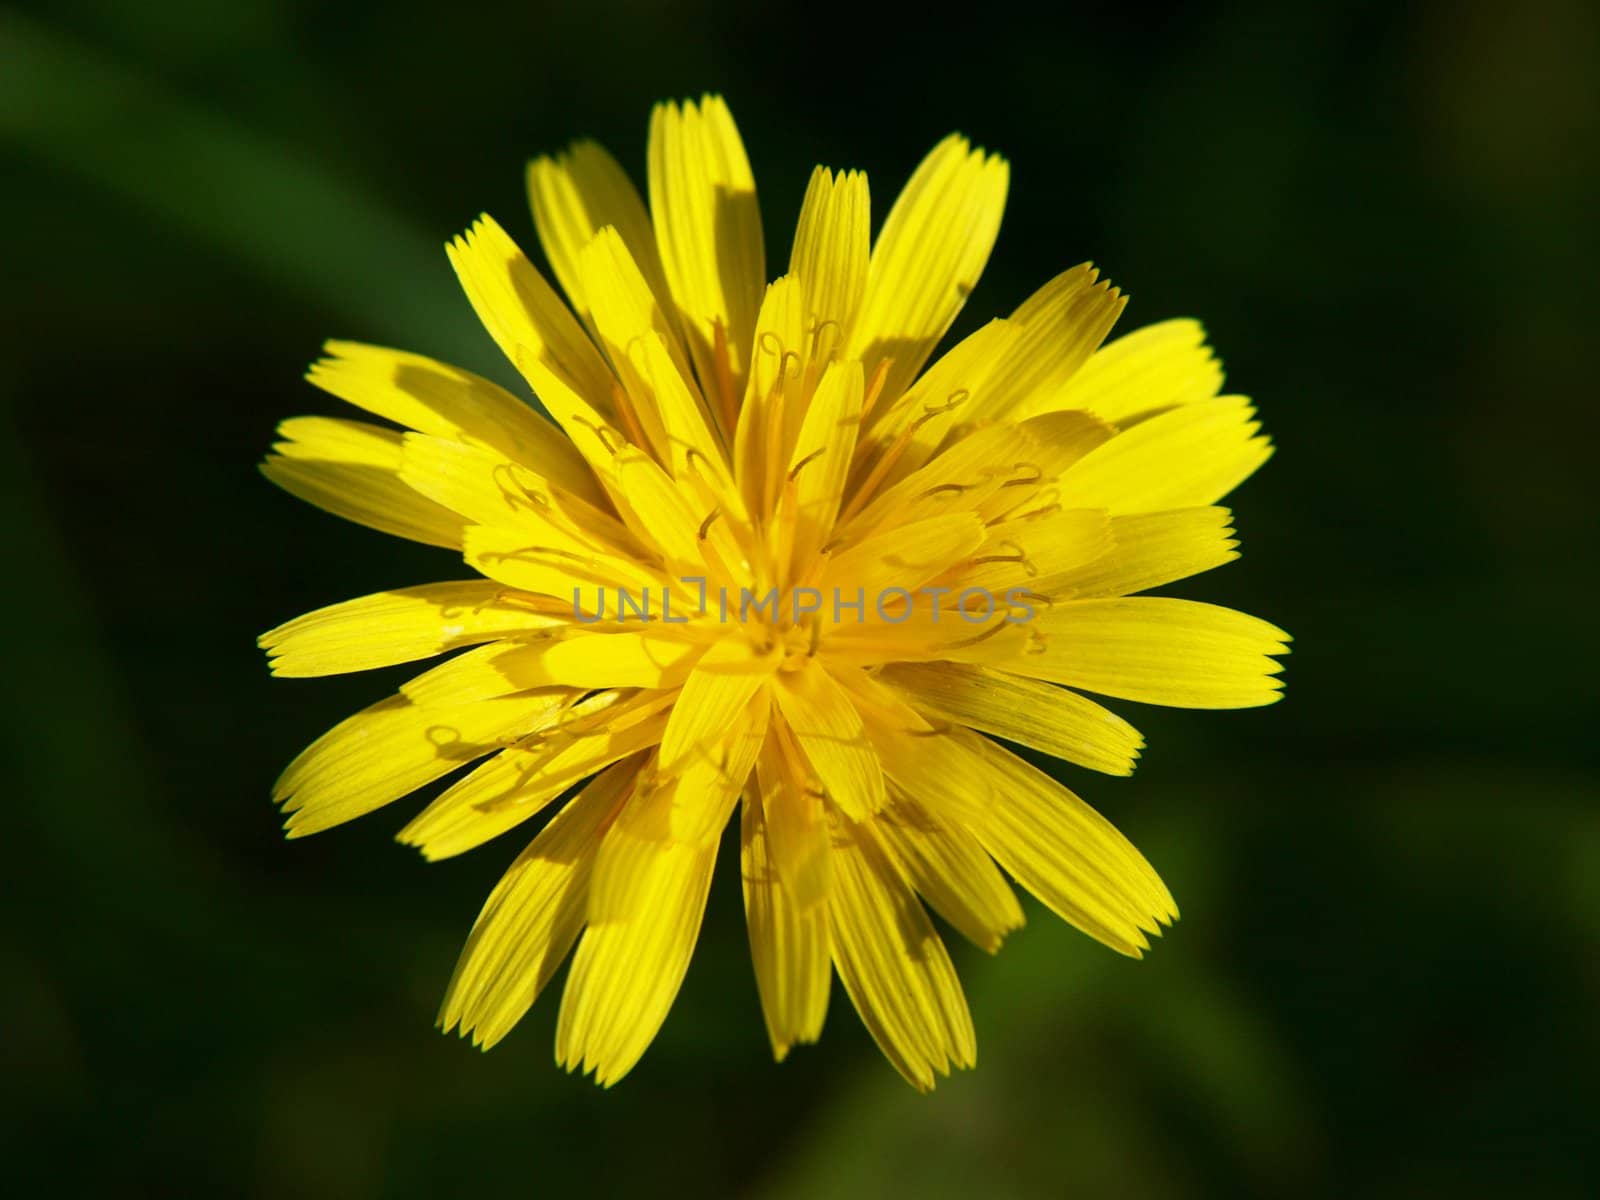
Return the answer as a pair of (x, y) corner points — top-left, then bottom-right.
(4, 0), (1597, 1195)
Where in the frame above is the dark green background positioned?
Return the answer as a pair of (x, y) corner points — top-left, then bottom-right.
(5, 1), (1597, 1195)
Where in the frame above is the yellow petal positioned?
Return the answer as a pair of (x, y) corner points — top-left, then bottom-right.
(1039, 506), (1238, 598)
(678, 695), (771, 843)
(443, 218), (639, 505)
(446, 214), (615, 408)
(827, 812), (975, 1092)
(839, 420), (1034, 542)
(741, 790), (830, 1060)
(399, 630), (702, 705)
(527, 140), (670, 330)
(771, 660), (885, 819)
(398, 433), (636, 552)
(306, 340), (600, 504)
(847, 134), (1008, 406)
(1058, 395), (1273, 513)
(268, 415), (402, 467)
(863, 720), (1175, 956)
(395, 641), (530, 705)
(259, 581), (563, 677)
(946, 731), (1178, 954)
(785, 359), (864, 573)
(610, 447), (716, 572)
(754, 734), (831, 909)
(438, 762), (631, 1048)
(1044, 317), (1224, 425)
(262, 417), (465, 547)
(658, 639), (777, 770)
(788, 166), (870, 345)
(507, 630), (702, 691)
(648, 95), (765, 398)
(610, 693), (769, 852)
(821, 513), (988, 600)
(943, 507), (1111, 597)
(556, 804), (719, 1085)
(579, 226), (703, 455)
(818, 590), (989, 669)
(1012, 409), (1120, 475)
(995, 597), (1290, 709)
(878, 661), (1144, 776)
(462, 521), (666, 602)
(275, 690), (566, 838)
(980, 264), (1126, 420)
(733, 276), (807, 509)
(633, 333), (742, 520)
(857, 319), (1018, 490)
(961, 409), (1116, 530)
(875, 792), (1024, 953)
(397, 696), (669, 860)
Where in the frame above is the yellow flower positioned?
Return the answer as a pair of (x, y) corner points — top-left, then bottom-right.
(260, 94), (1287, 1090)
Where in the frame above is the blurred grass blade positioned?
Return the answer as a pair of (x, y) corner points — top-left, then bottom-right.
(0, 9), (485, 359)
